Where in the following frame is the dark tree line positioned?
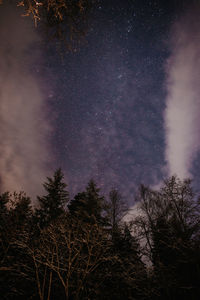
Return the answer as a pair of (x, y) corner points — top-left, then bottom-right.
(0, 169), (200, 299)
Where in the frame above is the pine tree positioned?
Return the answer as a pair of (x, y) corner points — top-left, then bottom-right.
(68, 180), (106, 224)
(36, 168), (69, 227)
(100, 223), (146, 300)
(0, 192), (10, 266)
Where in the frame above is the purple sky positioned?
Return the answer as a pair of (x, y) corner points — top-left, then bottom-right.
(0, 0), (200, 204)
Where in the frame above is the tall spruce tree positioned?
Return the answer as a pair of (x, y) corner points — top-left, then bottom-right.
(68, 180), (106, 224)
(100, 223), (147, 300)
(36, 168), (69, 227)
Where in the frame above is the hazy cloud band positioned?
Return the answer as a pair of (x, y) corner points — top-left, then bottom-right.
(164, 4), (200, 179)
(0, 4), (51, 197)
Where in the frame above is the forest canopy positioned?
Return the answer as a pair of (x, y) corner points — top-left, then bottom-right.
(0, 170), (200, 299)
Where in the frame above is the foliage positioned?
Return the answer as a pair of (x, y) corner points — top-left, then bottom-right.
(135, 176), (200, 299)
(0, 0), (95, 51)
(0, 173), (200, 299)
(68, 179), (106, 225)
(36, 168), (69, 227)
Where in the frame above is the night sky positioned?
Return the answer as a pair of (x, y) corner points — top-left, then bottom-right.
(46, 0), (173, 200)
(0, 0), (200, 204)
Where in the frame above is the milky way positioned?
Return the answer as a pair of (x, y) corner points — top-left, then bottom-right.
(1, 0), (199, 203)
(49, 0), (170, 202)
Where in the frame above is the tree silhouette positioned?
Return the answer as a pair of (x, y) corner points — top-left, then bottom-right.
(36, 168), (69, 227)
(0, 0), (94, 50)
(106, 189), (128, 238)
(68, 179), (106, 225)
(0, 174), (200, 299)
(135, 176), (200, 299)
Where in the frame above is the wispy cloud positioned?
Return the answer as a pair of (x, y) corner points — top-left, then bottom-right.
(0, 4), (51, 198)
(164, 4), (200, 179)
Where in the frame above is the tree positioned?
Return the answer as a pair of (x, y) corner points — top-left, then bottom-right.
(135, 176), (200, 299)
(0, 192), (10, 266)
(18, 215), (111, 300)
(99, 222), (147, 300)
(0, 192), (34, 300)
(68, 179), (106, 225)
(36, 168), (69, 227)
(0, 0), (95, 50)
(106, 189), (128, 238)
(0, 192), (32, 266)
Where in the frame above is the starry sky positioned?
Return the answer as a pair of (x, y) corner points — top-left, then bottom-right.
(0, 0), (200, 204)
(46, 0), (174, 201)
